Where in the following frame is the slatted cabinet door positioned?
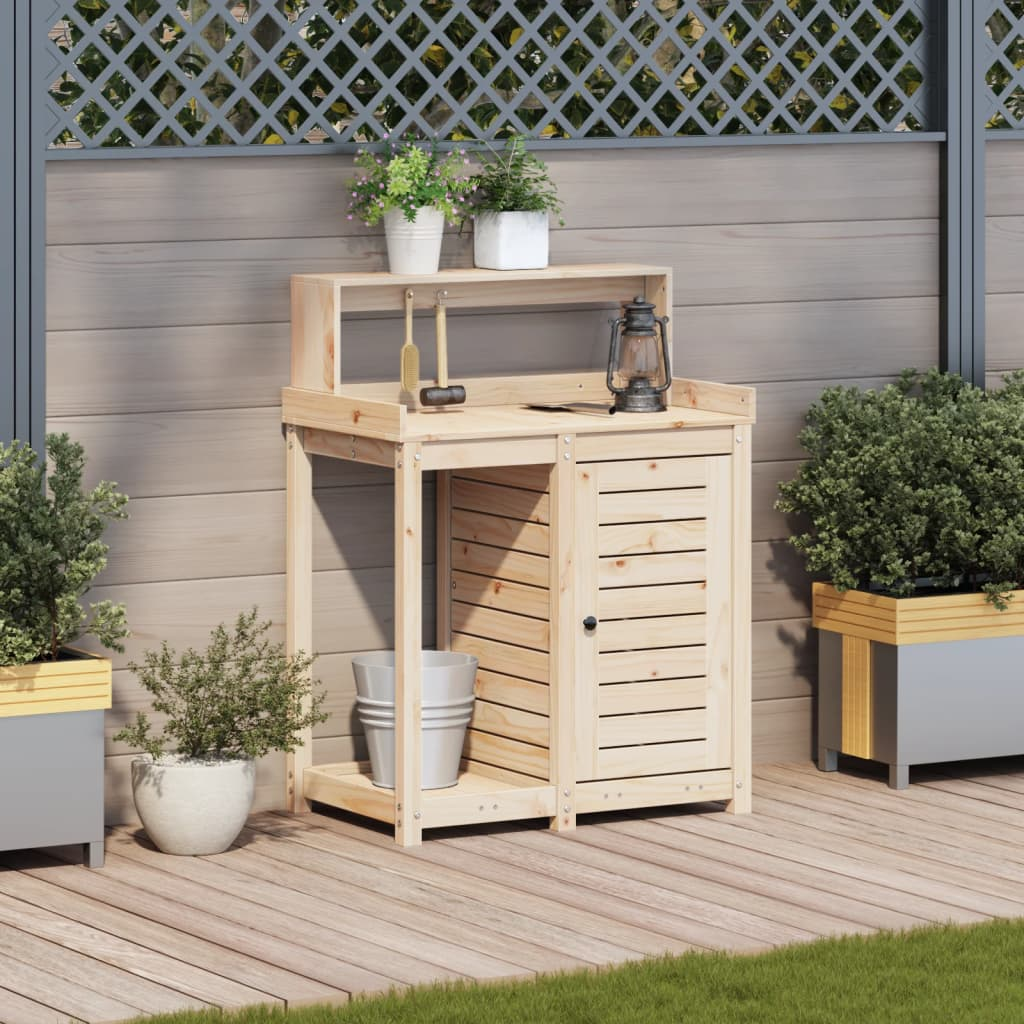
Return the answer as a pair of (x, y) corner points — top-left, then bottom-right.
(573, 447), (734, 781)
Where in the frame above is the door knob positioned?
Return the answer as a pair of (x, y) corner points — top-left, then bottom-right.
(582, 616), (598, 631)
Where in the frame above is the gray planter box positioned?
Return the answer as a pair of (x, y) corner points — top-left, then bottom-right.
(0, 710), (105, 866)
(819, 631), (1024, 789)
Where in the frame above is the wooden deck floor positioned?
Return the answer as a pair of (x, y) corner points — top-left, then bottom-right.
(4, 759), (1024, 1023)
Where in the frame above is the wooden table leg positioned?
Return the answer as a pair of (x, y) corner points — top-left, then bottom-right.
(286, 424), (314, 813)
(549, 441), (576, 832)
(394, 443), (423, 846)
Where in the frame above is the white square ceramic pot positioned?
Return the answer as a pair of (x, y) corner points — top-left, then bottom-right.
(473, 210), (550, 270)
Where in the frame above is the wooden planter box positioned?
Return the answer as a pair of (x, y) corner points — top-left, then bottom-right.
(814, 582), (1024, 788)
(0, 652), (111, 866)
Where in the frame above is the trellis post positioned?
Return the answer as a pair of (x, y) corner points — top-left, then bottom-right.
(940, 0), (987, 387)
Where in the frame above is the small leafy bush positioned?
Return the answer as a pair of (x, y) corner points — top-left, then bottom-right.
(777, 368), (1024, 608)
(0, 433), (128, 665)
(114, 608), (328, 761)
(346, 135), (474, 227)
(470, 134), (563, 221)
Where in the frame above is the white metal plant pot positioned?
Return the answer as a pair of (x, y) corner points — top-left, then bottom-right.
(131, 754), (256, 856)
(473, 211), (550, 270)
(384, 207), (445, 275)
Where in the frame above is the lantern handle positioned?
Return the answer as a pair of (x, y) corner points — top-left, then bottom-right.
(653, 314), (672, 396)
(606, 316), (626, 396)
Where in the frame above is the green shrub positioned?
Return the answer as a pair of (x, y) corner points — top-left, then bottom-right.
(470, 135), (563, 221)
(114, 608), (327, 760)
(776, 368), (1024, 608)
(0, 433), (128, 665)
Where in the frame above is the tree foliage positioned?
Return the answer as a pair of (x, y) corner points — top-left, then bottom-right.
(0, 434), (128, 665)
(777, 369), (1024, 608)
(114, 608), (327, 760)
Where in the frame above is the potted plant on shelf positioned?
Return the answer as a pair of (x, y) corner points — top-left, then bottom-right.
(777, 368), (1024, 788)
(470, 134), (563, 271)
(0, 433), (129, 867)
(346, 135), (473, 275)
(114, 608), (326, 856)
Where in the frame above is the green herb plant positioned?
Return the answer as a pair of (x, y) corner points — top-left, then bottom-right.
(777, 368), (1024, 609)
(346, 135), (473, 227)
(114, 608), (327, 761)
(0, 433), (128, 665)
(470, 134), (564, 222)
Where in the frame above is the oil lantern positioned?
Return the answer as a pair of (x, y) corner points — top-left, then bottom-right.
(606, 296), (671, 413)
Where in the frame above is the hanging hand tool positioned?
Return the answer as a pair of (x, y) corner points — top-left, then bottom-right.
(399, 289), (420, 393)
(420, 290), (467, 407)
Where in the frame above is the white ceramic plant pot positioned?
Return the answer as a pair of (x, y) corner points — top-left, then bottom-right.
(131, 754), (256, 856)
(384, 207), (445, 275)
(473, 210), (549, 270)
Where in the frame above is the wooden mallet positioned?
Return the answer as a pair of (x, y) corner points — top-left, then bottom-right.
(420, 290), (466, 407)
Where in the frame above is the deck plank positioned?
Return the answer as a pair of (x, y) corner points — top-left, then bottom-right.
(3, 761), (1024, 1024)
(0, 921), (209, 1017)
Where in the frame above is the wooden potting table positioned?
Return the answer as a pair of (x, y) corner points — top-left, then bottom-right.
(283, 264), (755, 846)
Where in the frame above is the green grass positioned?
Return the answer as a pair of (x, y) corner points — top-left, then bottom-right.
(129, 918), (1024, 1024)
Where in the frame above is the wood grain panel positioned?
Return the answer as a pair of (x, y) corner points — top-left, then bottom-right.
(598, 520), (706, 556)
(471, 701), (550, 748)
(598, 709), (706, 748)
(49, 220), (937, 333)
(985, 292), (1024, 372)
(598, 487), (705, 524)
(597, 677), (708, 716)
(449, 571), (548, 619)
(47, 145), (937, 245)
(752, 695), (814, 763)
(450, 509), (549, 556)
(595, 739), (708, 779)
(598, 550), (706, 588)
(450, 634), (549, 684)
(451, 602), (550, 652)
(473, 670), (549, 716)
(598, 615), (706, 653)
(597, 582), (706, 620)
(79, 566), (435, 670)
(98, 484), (437, 586)
(986, 140), (1024, 217)
(451, 477), (550, 523)
(454, 464), (551, 492)
(752, 618), (815, 701)
(753, 540), (811, 623)
(594, 457), (707, 491)
(753, 461), (802, 543)
(987, 217), (1024, 295)
(451, 541), (549, 588)
(462, 730), (548, 780)
(597, 647), (706, 685)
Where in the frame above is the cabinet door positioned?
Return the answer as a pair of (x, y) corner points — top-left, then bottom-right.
(574, 452), (733, 781)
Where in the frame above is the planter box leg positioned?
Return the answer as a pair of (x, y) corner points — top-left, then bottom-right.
(818, 746), (838, 772)
(889, 764), (909, 790)
(83, 840), (104, 868)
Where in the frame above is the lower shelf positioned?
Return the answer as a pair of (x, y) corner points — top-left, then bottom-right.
(304, 761), (557, 830)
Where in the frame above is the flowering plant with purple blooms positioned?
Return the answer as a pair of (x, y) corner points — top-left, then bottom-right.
(346, 136), (474, 228)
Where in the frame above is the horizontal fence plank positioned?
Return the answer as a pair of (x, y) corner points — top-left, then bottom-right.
(752, 618), (815, 702)
(48, 299), (935, 419)
(986, 140), (1024, 218)
(98, 484), (435, 586)
(46, 145), (939, 246)
(752, 695), (814, 763)
(985, 292), (1024, 372)
(987, 217), (1024, 294)
(48, 221), (938, 332)
(677, 295), (938, 385)
(753, 540), (811, 623)
(77, 566), (436, 671)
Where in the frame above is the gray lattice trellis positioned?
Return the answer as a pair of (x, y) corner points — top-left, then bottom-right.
(44, 0), (936, 152)
(983, 0), (1024, 129)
